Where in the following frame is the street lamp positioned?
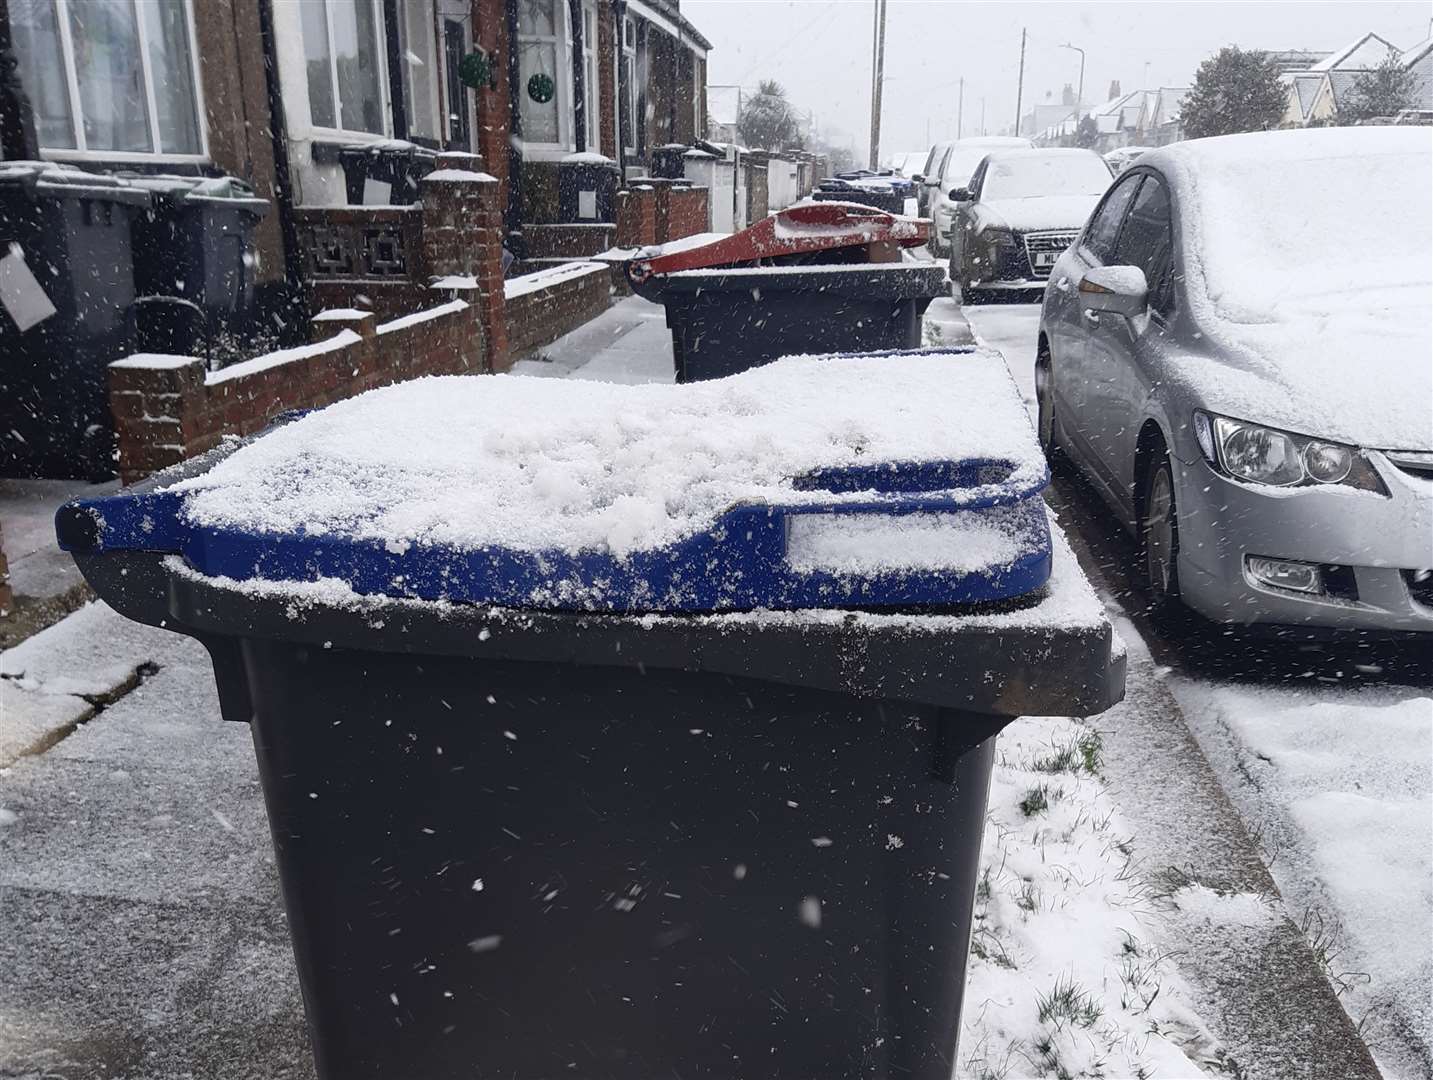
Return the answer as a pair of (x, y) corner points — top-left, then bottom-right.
(1060, 42), (1085, 111)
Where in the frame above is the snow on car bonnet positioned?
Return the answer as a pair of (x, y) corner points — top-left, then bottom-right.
(1153, 127), (1433, 449)
(74, 349), (1055, 611)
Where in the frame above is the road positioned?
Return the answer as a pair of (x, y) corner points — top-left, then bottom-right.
(965, 301), (1433, 1080)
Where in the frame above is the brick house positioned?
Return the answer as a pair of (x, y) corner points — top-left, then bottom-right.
(0, 0), (714, 494)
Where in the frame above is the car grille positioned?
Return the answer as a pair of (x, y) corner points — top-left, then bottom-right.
(1384, 450), (1433, 483)
(1021, 231), (1078, 279)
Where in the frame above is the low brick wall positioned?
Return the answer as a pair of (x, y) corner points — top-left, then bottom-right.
(504, 262), (612, 359)
(524, 224), (617, 260)
(109, 299), (484, 483)
(616, 187), (657, 248)
(664, 186), (708, 242)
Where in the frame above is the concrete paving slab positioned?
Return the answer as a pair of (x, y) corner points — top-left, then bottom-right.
(0, 754), (273, 904)
(0, 680), (94, 768)
(0, 888), (311, 1080)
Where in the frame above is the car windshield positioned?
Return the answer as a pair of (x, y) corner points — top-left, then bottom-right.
(942, 148), (992, 187)
(981, 154), (1112, 199)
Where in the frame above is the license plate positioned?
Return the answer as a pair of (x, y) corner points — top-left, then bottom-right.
(1033, 252), (1059, 268)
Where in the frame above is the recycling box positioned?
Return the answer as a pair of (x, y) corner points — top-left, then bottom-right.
(0, 162), (151, 479)
(58, 351), (1125, 1080)
(656, 263), (948, 382)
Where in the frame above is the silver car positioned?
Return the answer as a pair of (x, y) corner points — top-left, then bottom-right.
(1036, 127), (1433, 632)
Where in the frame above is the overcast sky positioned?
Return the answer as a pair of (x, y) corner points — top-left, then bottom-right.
(685, 0), (1433, 160)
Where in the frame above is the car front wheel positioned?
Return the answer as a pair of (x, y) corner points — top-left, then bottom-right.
(1034, 341), (1062, 463)
(1140, 450), (1182, 616)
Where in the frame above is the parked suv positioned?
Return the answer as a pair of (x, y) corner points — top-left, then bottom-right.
(926, 136), (1033, 256)
(913, 142), (952, 219)
(949, 148), (1112, 302)
(1035, 127), (1433, 633)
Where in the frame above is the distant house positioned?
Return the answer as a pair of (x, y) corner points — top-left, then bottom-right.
(1279, 31), (1429, 126)
(1035, 87), (1186, 151)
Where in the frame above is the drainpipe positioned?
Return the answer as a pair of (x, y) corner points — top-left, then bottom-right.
(257, 0), (308, 324)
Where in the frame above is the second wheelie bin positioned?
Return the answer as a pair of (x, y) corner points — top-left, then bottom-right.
(57, 348), (1125, 1080)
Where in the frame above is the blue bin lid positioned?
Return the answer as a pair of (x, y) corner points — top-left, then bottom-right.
(59, 350), (1052, 613)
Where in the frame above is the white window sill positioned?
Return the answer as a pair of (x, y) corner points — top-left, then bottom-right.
(42, 148), (210, 166)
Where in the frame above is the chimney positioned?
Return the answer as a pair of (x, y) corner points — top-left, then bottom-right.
(1109, 79), (1121, 100)
(1062, 83), (1075, 105)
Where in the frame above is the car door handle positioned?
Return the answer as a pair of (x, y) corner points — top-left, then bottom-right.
(1081, 308), (1101, 326)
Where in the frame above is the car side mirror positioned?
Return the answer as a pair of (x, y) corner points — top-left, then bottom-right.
(950, 187), (971, 201)
(1078, 265), (1148, 317)
(911, 173), (925, 184)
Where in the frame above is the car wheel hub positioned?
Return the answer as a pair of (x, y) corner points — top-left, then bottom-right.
(1145, 468), (1175, 596)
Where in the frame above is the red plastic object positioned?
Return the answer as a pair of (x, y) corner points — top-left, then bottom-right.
(627, 201), (929, 283)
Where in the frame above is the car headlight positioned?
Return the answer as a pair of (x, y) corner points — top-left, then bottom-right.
(979, 227), (1016, 248)
(1193, 411), (1385, 494)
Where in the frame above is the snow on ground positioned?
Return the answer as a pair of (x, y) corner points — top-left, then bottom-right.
(958, 715), (1219, 1079)
(1168, 679), (1433, 1079)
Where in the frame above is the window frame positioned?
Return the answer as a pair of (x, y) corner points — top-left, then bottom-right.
(516, 0), (574, 153)
(397, 0), (444, 145)
(620, 15), (638, 157)
(581, 0), (600, 153)
(36, 0), (209, 163)
(304, 0), (393, 142)
(1109, 169), (1177, 316)
(1078, 171), (1144, 264)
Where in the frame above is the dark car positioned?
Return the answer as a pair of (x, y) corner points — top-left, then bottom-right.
(949, 148), (1112, 303)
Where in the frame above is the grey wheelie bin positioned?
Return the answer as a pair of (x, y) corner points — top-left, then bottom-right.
(626, 200), (946, 382)
(57, 348), (1124, 1080)
(0, 163), (151, 478)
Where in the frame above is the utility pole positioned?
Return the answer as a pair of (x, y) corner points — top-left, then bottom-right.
(1061, 42), (1085, 110)
(1014, 28), (1027, 137)
(980, 97), (986, 136)
(868, 0), (887, 169)
(957, 77), (964, 140)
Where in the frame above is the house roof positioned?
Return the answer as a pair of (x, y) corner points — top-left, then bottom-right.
(1155, 87), (1187, 124)
(1401, 35), (1433, 67)
(1267, 49), (1333, 74)
(1326, 70), (1364, 108)
(1290, 72), (1324, 117)
(1310, 31), (1400, 71)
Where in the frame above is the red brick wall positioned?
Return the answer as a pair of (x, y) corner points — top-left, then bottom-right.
(524, 224), (618, 259)
(616, 188), (658, 247)
(109, 301), (485, 484)
(663, 186), (709, 242)
(474, 0), (512, 193)
(506, 265), (612, 358)
(597, 7), (617, 158)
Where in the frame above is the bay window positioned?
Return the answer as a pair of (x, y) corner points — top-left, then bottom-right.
(301, 0), (388, 136)
(11, 0), (205, 158)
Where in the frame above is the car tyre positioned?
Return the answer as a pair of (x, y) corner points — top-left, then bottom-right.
(1034, 341), (1064, 465)
(1139, 450), (1183, 619)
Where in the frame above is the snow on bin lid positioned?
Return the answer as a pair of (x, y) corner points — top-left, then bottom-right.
(65, 350), (1054, 612)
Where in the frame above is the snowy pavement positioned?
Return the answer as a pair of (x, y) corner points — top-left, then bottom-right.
(966, 301), (1433, 1080)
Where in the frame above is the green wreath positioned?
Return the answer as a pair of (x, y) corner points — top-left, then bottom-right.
(526, 72), (555, 104)
(458, 50), (493, 90)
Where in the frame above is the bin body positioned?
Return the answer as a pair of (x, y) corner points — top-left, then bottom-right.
(239, 632), (992, 1080)
(59, 351), (1124, 1080)
(656, 265), (947, 382)
(0, 173), (147, 478)
(650, 144), (691, 179)
(131, 183), (269, 314)
(557, 157), (622, 222)
(811, 186), (907, 215)
(339, 142), (438, 205)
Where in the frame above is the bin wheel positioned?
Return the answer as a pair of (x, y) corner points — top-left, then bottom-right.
(1139, 450), (1183, 619)
(1034, 341), (1063, 465)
